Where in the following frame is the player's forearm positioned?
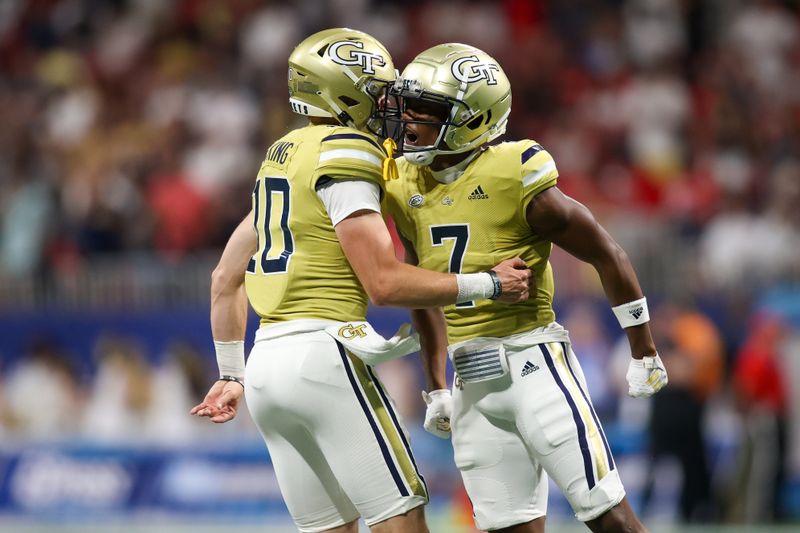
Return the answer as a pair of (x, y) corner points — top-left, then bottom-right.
(210, 211), (256, 342)
(527, 188), (658, 357)
(412, 307), (449, 390)
(337, 211), (498, 307)
(592, 246), (657, 358)
(210, 278), (248, 341)
(622, 324), (657, 359)
(369, 263), (458, 307)
(209, 268), (248, 381)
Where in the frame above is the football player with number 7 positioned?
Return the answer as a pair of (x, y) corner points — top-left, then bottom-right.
(382, 44), (668, 533)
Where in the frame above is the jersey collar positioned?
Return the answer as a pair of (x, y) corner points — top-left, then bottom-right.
(429, 149), (483, 184)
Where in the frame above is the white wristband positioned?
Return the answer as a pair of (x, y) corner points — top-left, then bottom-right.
(456, 272), (495, 303)
(215, 340), (245, 379)
(612, 297), (650, 328)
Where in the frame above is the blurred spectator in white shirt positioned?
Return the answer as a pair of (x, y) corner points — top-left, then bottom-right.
(3, 339), (82, 439)
(82, 336), (153, 443)
(144, 340), (213, 445)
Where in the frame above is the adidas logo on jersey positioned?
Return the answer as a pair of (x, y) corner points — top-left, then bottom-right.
(521, 361), (539, 376)
(468, 185), (488, 200)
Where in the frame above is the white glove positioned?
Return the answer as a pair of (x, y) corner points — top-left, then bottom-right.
(626, 353), (668, 398)
(422, 389), (452, 439)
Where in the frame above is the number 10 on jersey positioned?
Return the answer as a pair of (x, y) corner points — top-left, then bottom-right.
(248, 176), (294, 275)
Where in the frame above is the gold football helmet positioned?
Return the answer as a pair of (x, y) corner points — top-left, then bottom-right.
(388, 43), (511, 165)
(287, 28), (397, 133)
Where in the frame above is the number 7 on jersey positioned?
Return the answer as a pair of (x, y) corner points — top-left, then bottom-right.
(430, 224), (473, 308)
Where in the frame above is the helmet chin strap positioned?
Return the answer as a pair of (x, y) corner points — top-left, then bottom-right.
(403, 150), (437, 166)
(402, 142), (477, 167)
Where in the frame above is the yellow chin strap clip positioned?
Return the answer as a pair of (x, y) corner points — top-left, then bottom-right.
(382, 137), (399, 181)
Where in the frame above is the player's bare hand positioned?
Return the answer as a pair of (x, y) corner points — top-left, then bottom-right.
(190, 380), (244, 423)
(490, 257), (532, 303)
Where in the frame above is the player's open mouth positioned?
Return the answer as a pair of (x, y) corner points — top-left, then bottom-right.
(405, 131), (418, 144)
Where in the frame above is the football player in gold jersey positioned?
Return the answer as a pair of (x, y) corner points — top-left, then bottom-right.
(382, 44), (668, 533)
(190, 30), (532, 533)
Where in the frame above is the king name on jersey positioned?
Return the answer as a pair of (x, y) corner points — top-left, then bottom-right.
(266, 141), (295, 165)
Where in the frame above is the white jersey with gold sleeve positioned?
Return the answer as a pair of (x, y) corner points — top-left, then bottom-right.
(245, 124), (386, 324)
(385, 140), (558, 344)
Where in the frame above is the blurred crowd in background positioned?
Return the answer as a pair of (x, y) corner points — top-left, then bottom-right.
(1, 0), (799, 526)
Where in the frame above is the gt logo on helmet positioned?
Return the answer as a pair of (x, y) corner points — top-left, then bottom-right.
(329, 40), (386, 75)
(451, 55), (500, 85)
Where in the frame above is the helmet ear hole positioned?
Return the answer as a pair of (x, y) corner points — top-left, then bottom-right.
(466, 114), (484, 130)
(338, 95), (360, 107)
(466, 108), (494, 130)
(317, 44), (329, 57)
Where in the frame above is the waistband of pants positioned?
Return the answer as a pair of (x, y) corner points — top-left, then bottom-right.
(254, 319), (343, 343)
(448, 321), (570, 356)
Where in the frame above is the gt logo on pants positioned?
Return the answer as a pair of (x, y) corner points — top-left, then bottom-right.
(338, 323), (367, 339)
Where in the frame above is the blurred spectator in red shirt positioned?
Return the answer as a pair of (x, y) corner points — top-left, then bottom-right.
(146, 126), (210, 257)
(729, 314), (789, 523)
